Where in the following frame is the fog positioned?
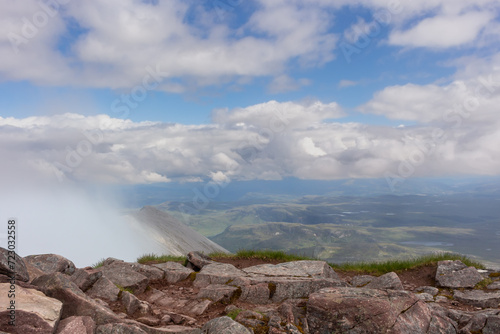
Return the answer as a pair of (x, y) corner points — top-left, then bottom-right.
(0, 183), (166, 267)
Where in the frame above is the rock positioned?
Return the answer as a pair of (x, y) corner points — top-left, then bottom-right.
(137, 316), (161, 326)
(31, 272), (121, 325)
(56, 316), (95, 334)
(453, 290), (500, 308)
(427, 314), (457, 334)
(0, 247), (29, 282)
(187, 252), (214, 271)
(483, 315), (500, 334)
(122, 291), (142, 315)
(86, 276), (120, 302)
(416, 292), (434, 302)
(98, 262), (149, 294)
(201, 316), (253, 334)
(185, 299), (212, 316)
(24, 253), (76, 275)
(129, 263), (165, 281)
(166, 312), (197, 326)
(25, 261), (46, 283)
(416, 286), (439, 296)
(436, 260), (483, 288)
(307, 287), (433, 333)
(197, 284), (240, 303)
(364, 272), (404, 290)
(350, 275), (374, 287)
(0, 283), (62, 333)
(71, 268), (103, 292)
(193, 263), (246, 288)
(153, 262), (194, 283)
(487, 281), (500, 290)
(243, 260), (339, 279)
(460, 313), (488, 333)
(96, 323), (147, 334)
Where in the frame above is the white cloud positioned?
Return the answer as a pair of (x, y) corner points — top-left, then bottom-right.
(389, 11), (494, 48)
(268, 75), (311, 94)
(338, 79), (358, 88)
(344, 17), (380, 44)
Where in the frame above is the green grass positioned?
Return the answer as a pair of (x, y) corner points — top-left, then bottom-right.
(330, 252), (485, 275)
(137, 253), (187, 264)
(210, 249), (312, 262)
(91, 258), (106, 268)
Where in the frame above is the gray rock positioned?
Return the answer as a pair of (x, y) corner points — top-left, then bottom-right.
(137, 316), (161, 327)
(187, 252), (214, 271)
(243, 260), (339, 279)
(416, 292), (434, 302)
(0, 247), (29, 282)
(427, 315), (457, 334)
(307, 287), (433, 333)
(31, 272), (121, 325)
(96, 323), (147, 334)
(56, 316), (95, 334)
(460, 313), (487, 333)
(350, 275), (375, 287)
(71, 268), (103, 292)
(416, 286), (439, 296)
(86, 276), (120, 302)
(0, 283), (62, 333)
(201, 316), (252, 334)
(154, 262), (194, 283)
(194, 263), (246, 288)
(24, 253), (76, 275)
(483, 315), (500, 334)
(436, 260), (483, 288)
(197, 284), (240, 303)
(487, 280), (500, 290)
(98, 262), (149, 294)
(454, 290), (500, 308)
(122, 291), (142, 315)
(364, 272), (404, 290)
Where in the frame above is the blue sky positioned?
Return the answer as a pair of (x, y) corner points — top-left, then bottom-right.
(1, 0), (500, 185)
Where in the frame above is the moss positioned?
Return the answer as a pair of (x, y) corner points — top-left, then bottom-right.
(268, 282), (277, 299)
(115, 284), (134, 294)
(489, 272), (500, 278)
(188, 272), (197, 281)
(226, 308), (243, 320)
(475, 278), (493, 289)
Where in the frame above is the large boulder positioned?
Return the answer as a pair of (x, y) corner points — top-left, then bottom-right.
(243, 260), (339, 279)
(187, 252), (214, 271)
(86, 276), (120, 302)
(436, 260), (483, 288)
(201, 316), (252, 334)
(96, 323), (147, 334)
(0, 283), (62, 333)
(193, 263), (246, 288)
(56, 316), (95, 334)
(31, 272), (121, 325)
(484, 315), (500, 334)
(453, 290), (500, 309)
(365, 272), (404, 290)
(97, 262), (150, 294)
(306, 287), (447, 333)
(0, 248), (29, 282)
(153, 262), (194, 283)
(197, 284), (240, 303)
(24, 254), (76, 275)
(71, 268), (103, 292)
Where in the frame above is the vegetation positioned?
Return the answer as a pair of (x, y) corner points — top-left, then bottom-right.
(475, 277), (494, 289)
(331, 252), (485, 275)
(210, 249), (312, 262)
(115, 284), (134, 294)
(226, 308), (243, 320)
(91, 258), (106, 268)
(137, 253), (187, 264)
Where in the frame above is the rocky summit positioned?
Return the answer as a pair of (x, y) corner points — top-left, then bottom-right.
(0, 248), (499, 334)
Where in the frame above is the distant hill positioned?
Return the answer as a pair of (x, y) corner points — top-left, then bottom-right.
(129, 206), (229, 256)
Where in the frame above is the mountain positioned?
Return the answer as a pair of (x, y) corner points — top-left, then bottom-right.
(129, 206), (229, 256)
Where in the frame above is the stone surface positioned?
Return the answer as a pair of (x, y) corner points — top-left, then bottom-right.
(31, 272), (121, 326)
(436, 260), (483, 288)
(350, 275), (374, 287)
(71, 268), (103, 292)
(86, 276), (120, 302)
(0, 283), (62, 333)
(201, 316), (253, 334)
(483, 315), (500, 334)
(416, 286), (439, 296)
(96, 323), (147, 334)
(0, 247), (29, 282)
(243, 260), (339, 279)
(454, 290), (500, 308)
(24, 253), (76, 275)
(122, 291), (142, 315)
(364, 271), (404, 290)
(187, 251), (214, 271)
(98, 262), (149, 294)
(193, 263), (246, 288)
(197, 284), (239, 303)
(416, 292), (434, 302)
(56, 316), (95, 334)
(307, 287), (433, 333)
(154, 262), (194, 283)
(487, 280), (500, 290)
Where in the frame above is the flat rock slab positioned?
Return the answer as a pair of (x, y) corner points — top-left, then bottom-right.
(197, 284), (240, 303)
(193, 263), (246, 288)
(0, 247), (29, 282)
(436, 260), (483, 288)
(24, 253), (76, 275)
(307, 287), (436, 333)
(0, 283), (62, 333)
(201, 316), (252, 334)
(153, 262), (194, 283)
(365, 272), (404, 290)
(243, 260), (338, 279)
(454, 290), (500, 308)
(97, 263), (150, 294)
(56, 316), (95, 334)
(71, 268), (103, 292)
(487, 280), (500, 290)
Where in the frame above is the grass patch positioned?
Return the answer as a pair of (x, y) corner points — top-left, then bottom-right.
(210, 249), (313, 262)
(475, 278), (493, 289)
(137, 253), (187, 264)
(115, 284), (134, 294)
(91, 258), (106, 268)
(331, 253), (485, 275)
(226, 308), (243, 320)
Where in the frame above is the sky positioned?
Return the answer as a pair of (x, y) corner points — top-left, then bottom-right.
(1, 1), (500, 263)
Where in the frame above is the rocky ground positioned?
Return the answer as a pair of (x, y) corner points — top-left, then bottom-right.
(0, 248), (499, 333)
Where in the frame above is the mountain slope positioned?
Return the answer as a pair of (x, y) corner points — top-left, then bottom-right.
(130, 206), (229, 256)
